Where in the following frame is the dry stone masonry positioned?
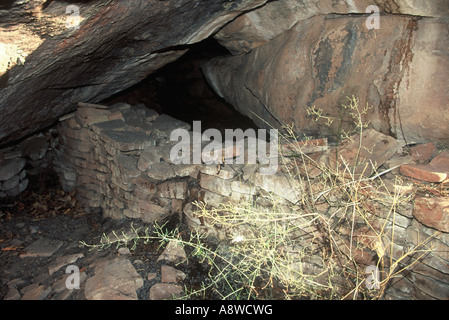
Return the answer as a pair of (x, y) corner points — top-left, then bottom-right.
(55, 101), (298, 222)
(54, 102), (449, 300)
(0, 132), (53, 198)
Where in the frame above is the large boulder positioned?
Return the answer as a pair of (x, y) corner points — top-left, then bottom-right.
(204, 13), (449, 145)
(0, 0), (267, 146)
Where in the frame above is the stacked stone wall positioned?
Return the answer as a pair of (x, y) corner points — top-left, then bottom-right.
(55, 102), (449, 300)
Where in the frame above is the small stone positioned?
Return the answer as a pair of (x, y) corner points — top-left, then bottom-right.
(199, 173), (232, 197)
(145, 108), (159, 122)
(161, 265), (186, 283)
(140, 201), (171, 223)
(5, 178), (28, 197)
(329, 128), (402, 177)
(76, 106), (112, 126)
(52, 275), (72, 294)
(7, 278), (26, 288)
(0, 158), (26, 181)
(157, 180), (188, 200)
(149, 283), (182, 300)
(65, 136), (92, 153)
(20, 238), (63, 258)
(173, 164), (200, 178)
(400, 165), (448, 183)
(157, 240), (187, 264)
(21, 284), (52, 300)
(101, 130), (155, 152)
(253, 172), (302, 204)
(123, 209), (141, 219)
(147, 272), (157, 281)
(85, 258), (143, 300)
(118, 247), (130, 255)
(114, 154), (141, 178)
(52, 272), (87, 296)
(147, 114), (191, 139)
(384, 154), (413, 170)
(4, 287), (21, 300)
(110, 102), (132, 111)
(108, 109), (125, 121)
(20, 135), (48, 161)
(48, 253), (84, 275)
(0, 174), (20, 191)
(400, 150), (449, 183)
(133, 176), (158, 193)
(91, 119), (126, 135)
(413, 197), (449, 233)
(242, 164), (257, 181)
(230, 180), (257, 195)
(147, 162), (176, 180)
(137, 147), (163, 171)
(199, 164), (237, 180)
(410, 142), (438, 163)
(133, 259), (144, 266)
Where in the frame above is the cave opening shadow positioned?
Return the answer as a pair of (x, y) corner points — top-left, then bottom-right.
(101, 37), (259, 135)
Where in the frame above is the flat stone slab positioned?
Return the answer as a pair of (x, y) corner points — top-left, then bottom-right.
(91, 119), (127, 135)
(400, 150), (449, 183)
(20, 284), (52, 300)
(84, 257), (143, 300)
(48, 253), (84, 275)
(147, 114), (191, 138)
(413, 197), (449, 233)
(329, 128), (403, 177)
(20, 238), (64, 258)
(100, 130), (155, 152)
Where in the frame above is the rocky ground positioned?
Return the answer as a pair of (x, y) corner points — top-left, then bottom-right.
(1, 139), (449, 300)
(0, 170), (205, 300)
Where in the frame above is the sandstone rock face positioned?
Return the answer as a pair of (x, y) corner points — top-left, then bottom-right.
(215, 0), (449, 54)
(205, 13), (449, 146)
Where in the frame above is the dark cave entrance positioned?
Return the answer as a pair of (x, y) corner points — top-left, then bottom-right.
(0, 37), (264, 215)
(101, 37), (259, 135)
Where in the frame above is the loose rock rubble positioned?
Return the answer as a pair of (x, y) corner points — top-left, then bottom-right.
(0, 207), (191, 300)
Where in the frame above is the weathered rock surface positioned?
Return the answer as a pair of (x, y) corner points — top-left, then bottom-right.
(329, 128), (403, 177)
(85, 257), (143, 300)
(413, 197), (449, 233)
(0, 0), (268, 146)
(215, 0), (449, 54)
(400, 151), (449, 183)
(204, 14), (449, 146)
(19, 238), (63, 258)
(149, 283), (183, 300)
